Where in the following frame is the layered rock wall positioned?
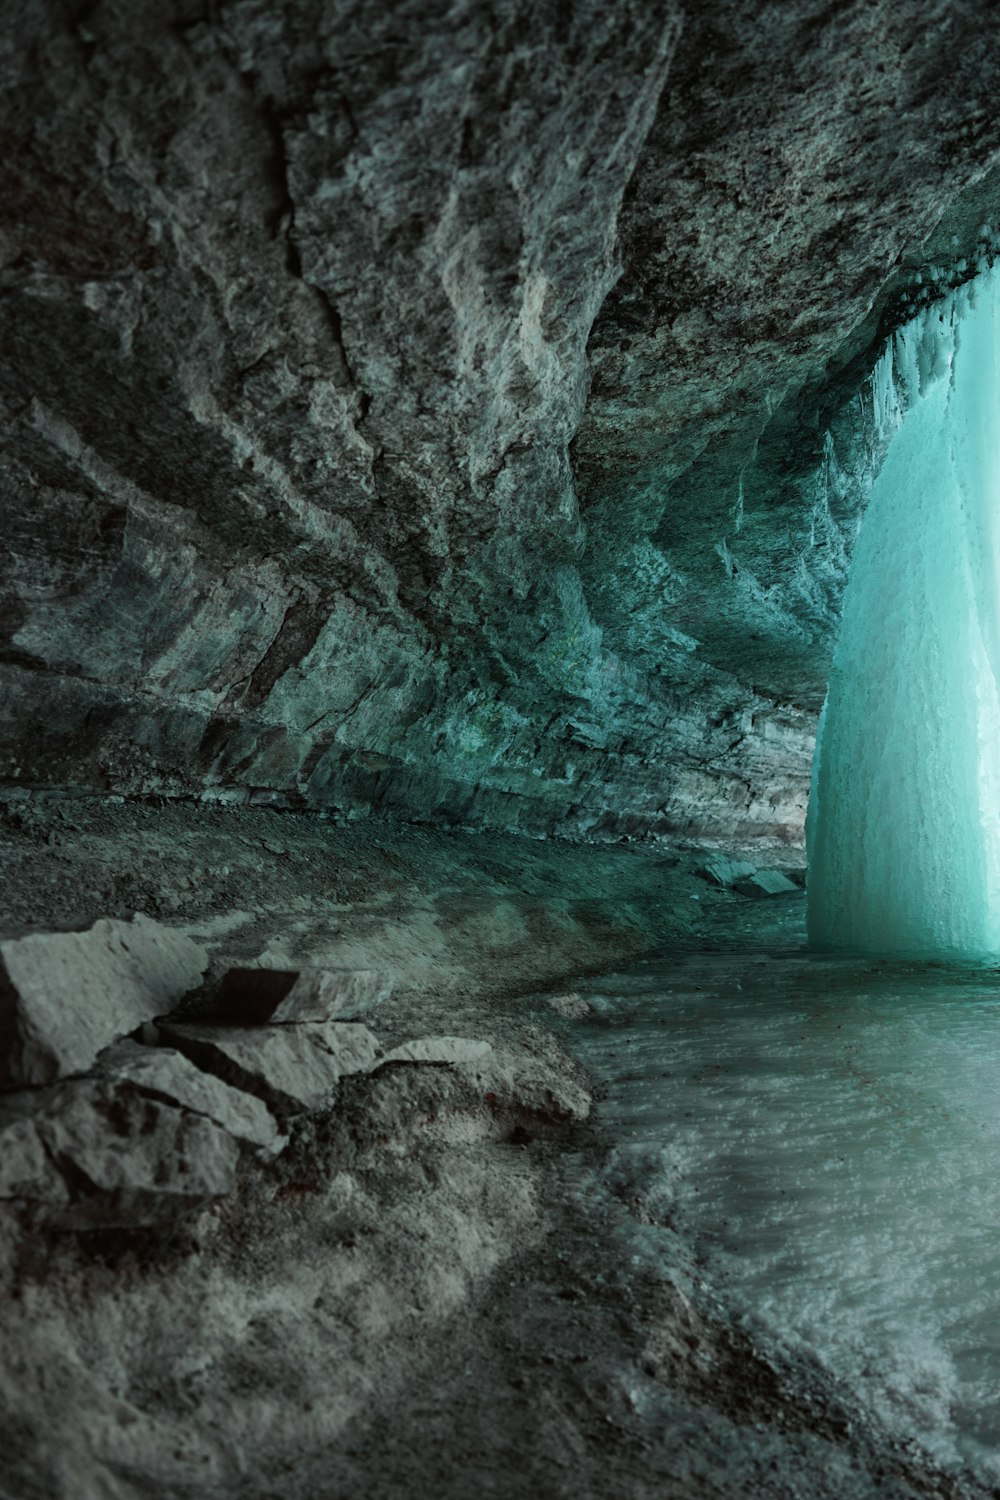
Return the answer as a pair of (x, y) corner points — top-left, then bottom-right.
(5, 1), (1000, 842)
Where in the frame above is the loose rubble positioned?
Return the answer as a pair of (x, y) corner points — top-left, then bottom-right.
(698, 857), (800, 898)
(0, 916), (500, 1232)
(733, 869), (800, 898)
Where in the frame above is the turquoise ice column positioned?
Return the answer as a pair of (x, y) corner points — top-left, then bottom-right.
(807, 269), (1000, 958)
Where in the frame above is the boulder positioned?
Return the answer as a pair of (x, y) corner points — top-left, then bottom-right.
(0, 915), (207, 1089)
(159, 1020), (382, 1113)
(209, 966), (393, 1024)
(379, 1036), (493, 1068)
(98, 1040), (284, 1154)
(0, 1078), (238, 1227)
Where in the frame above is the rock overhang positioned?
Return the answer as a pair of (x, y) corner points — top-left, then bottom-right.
(4, 0), (1000, 844)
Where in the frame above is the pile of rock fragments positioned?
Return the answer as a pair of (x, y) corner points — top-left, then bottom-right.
(0, 914), (494, 1231)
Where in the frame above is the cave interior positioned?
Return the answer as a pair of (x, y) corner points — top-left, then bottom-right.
(5, 3), (1000, 1497)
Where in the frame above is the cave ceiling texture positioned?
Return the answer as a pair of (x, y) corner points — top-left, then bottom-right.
(5, 0), (1000, 844)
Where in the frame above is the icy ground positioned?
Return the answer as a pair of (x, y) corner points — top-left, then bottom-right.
(566, 899), (1000, 1487)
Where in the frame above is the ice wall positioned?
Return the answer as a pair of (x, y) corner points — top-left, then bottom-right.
(807, 267), (1000, 958)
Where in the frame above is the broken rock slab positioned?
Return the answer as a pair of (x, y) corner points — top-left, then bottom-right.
(209, 966), (393, 1024)
(0, 915), (207, 1089)
(0, 1077), (238, 1228)
(379, 1036), (493, 1068)
(159, 1020), (382, 1114)
(697, 856), (758, 889)
(98, 1040), (284, 1154)
(733, 869), (800, 898)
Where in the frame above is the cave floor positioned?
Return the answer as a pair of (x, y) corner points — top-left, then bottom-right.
(0, 800), (989, 1499)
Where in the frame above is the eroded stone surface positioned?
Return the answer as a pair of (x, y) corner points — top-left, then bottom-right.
(159, 1019), (382, 1112)
(545, 993), (593, 1020)
(99, 1038), (284, 1152)
(0, 915), (207, 1089)
(0, 1077), (238, 1226)
(0, 1112), (66, 1205)
(379, 1036), (493, 1068)
(698, 857), (758, 889)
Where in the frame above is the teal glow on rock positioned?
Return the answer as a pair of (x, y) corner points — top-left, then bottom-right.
(808, 267), (1000, 957)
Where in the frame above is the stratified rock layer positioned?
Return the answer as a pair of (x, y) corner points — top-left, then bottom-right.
(4, 2), (1000, 841)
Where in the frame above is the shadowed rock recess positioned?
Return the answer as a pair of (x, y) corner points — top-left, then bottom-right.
(7, 4), (1000, 1499)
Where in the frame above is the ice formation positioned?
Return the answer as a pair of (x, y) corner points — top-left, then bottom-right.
(571, 939), (1000, 1483)
(807, 266), (1000, 957)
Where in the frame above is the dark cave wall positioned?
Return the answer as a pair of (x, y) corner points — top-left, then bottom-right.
(4, 0), (1000, 843)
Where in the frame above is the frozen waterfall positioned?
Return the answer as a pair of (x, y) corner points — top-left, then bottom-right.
(807, 266), (1000, 958)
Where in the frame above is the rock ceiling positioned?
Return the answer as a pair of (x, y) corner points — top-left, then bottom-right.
(4, 0), (1000, 842)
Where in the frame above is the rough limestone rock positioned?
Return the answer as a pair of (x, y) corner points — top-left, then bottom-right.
(99, 1038), (284, 1153)
(0, 915), (207, 1089)
(7, 3), (1000, 845)
(0, 1078), (238, 1227)
(211, 966), (393, 1024)
(159, 1019), (382, 1113)
(379, 1036), (494, 1068)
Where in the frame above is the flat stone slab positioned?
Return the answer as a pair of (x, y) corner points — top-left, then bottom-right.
(697, 857), (757, 889)
(0, 915), (207, 1089)
(210, 966), (393, 1024)
(379, 1036), (493, 1068)
(733, 869), (799, 898)
(159, 1020), (382, 1113)
(99, 1039), (284, 1154)
(0, 1077), (238, 1227)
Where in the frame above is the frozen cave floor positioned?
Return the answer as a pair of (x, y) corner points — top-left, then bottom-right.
(0, 799), (989, 1500)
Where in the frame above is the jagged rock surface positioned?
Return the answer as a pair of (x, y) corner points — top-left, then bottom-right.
(6, 2), (1000, 842)
(0, 1075), (240, 1226)
(0, 914), (206, 1087)
(97, 1038), (284, 1151)
(211, 965), (393, 1023)
(159, 1018), (383, 1112)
